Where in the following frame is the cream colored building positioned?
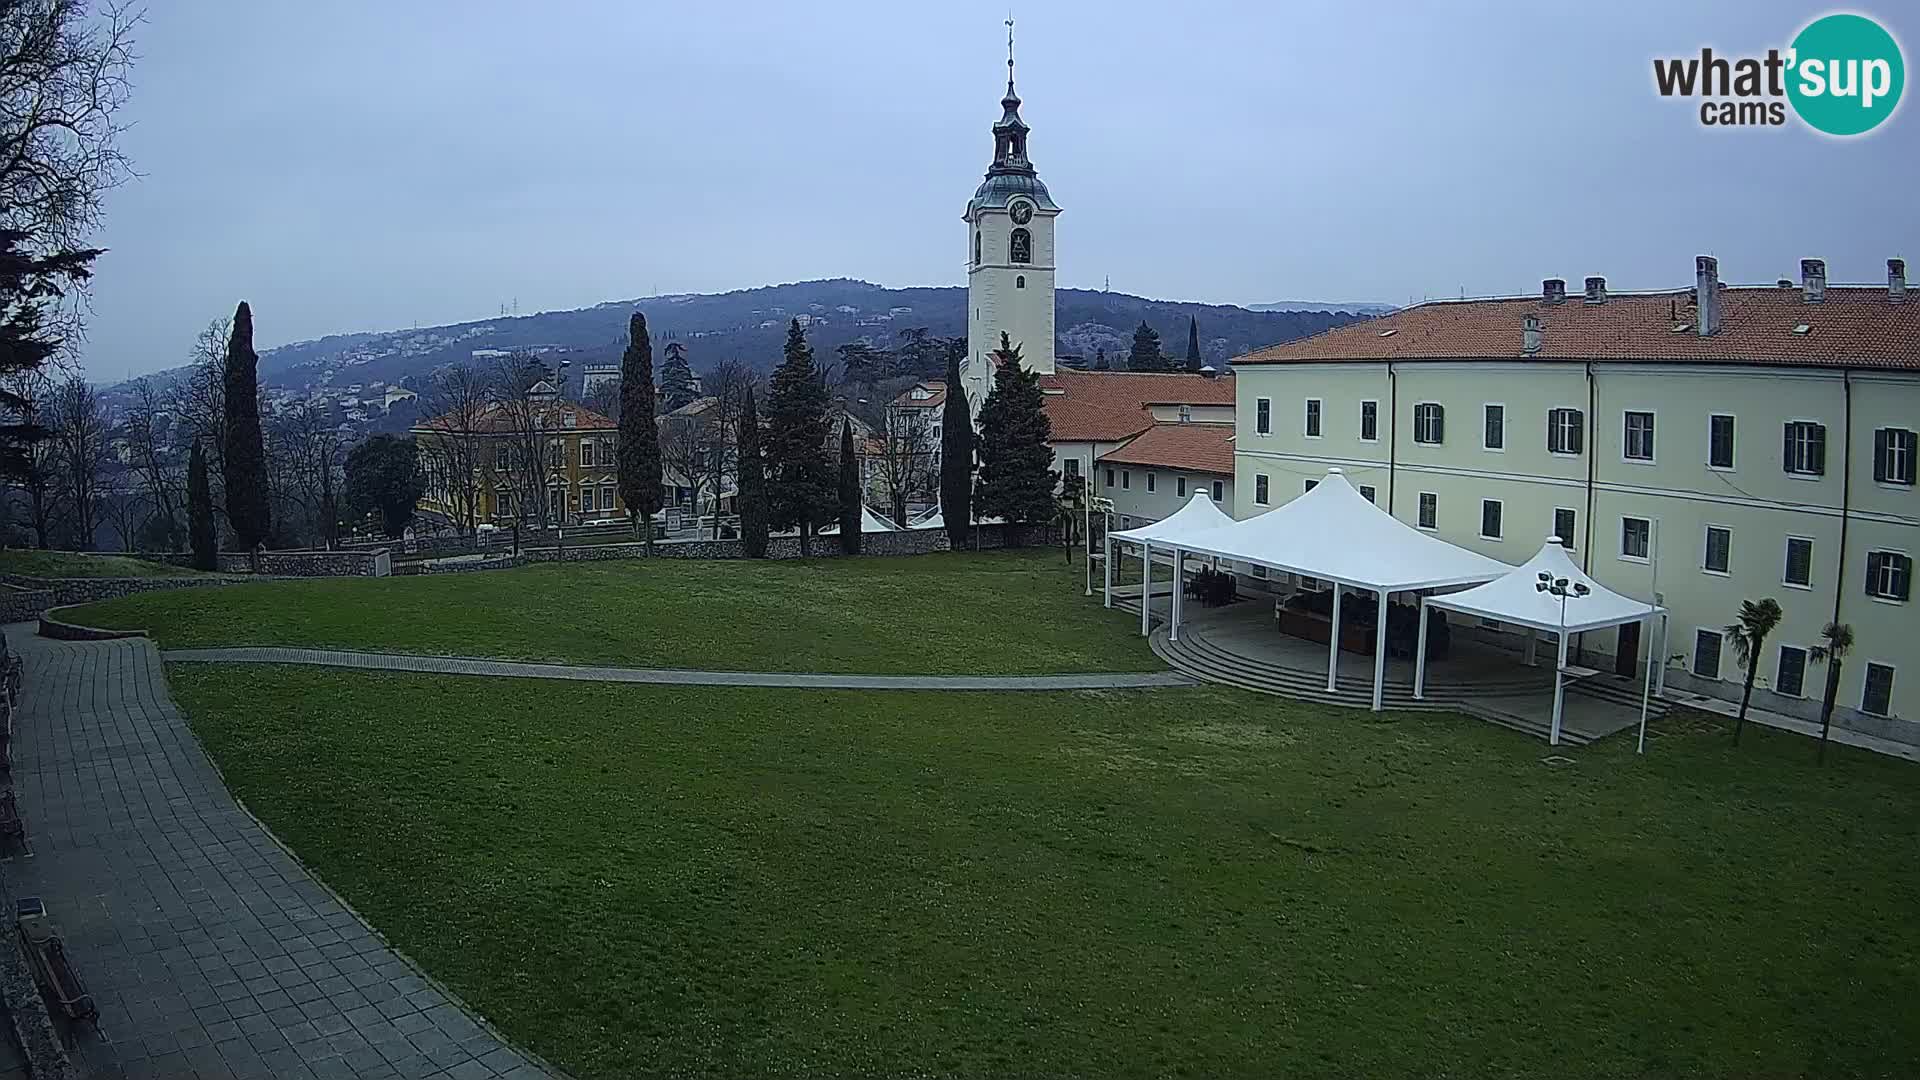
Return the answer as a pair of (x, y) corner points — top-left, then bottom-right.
(1231, 257), (1918, 737)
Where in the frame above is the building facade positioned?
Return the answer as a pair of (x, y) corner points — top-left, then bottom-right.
(413, 394), (630, 527)
(1093, 420), (1236, 529)
(1231, 257), (1917, 734)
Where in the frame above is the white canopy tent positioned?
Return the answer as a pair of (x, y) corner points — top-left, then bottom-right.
(1146, 469), (1509, 711)
(1105, 491), (1238, 640)
(819, 504), (901, 535)
(907, 507), (1005, 532)
(1418, 537), (1667, 748)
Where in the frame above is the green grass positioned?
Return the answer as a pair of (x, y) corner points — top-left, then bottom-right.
(66, 549), (1152, 674)
(0, 549), (202, 578)
(172, 665), (1920, 1080)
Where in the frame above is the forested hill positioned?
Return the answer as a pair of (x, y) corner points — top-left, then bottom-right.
(175, 280), (1366, 396)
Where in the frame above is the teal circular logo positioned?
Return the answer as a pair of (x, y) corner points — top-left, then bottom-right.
(1788, 13), (1904, 135)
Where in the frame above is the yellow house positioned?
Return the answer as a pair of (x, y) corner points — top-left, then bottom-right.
(412, 391), (625, 527)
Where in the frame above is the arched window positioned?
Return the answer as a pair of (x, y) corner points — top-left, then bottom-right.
(1016, 275), (1025, 289)
(1010, 227), (1031, 264)
(973, 230), (981, 266)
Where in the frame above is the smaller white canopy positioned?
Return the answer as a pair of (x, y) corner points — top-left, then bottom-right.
(1172, 469), (1507, 591)
(908, 506), (1004, 531)
(820, 505), (901, 534)
(1425, 537), (1664, 633)
(1109, 491), (1235, 546)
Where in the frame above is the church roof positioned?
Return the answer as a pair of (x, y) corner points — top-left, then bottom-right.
(1039, 370), (1236, 442)
(971, 172), (1057, 213)
(1097, 422), (1236, 475)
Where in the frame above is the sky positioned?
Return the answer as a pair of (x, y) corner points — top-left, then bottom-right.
(81, 0), (1919, 382)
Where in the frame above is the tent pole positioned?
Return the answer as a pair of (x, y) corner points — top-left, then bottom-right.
(1551, 630), (1569, 746)
(1140, 542), (1152, 637)
(1524, 627), (1538, 667)
(1414, 600), (1430, 700)
(1326, 582), (1342, 692)
(1371, 588), (1388, 711)
(1636, 614), (1653, 755)
(1654, 612), (1669, 696)
(1102, 533), (1113, 608)
(1170, 548), (1183, 643)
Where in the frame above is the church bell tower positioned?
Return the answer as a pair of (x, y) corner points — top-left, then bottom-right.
(961, 20), (1059, 412)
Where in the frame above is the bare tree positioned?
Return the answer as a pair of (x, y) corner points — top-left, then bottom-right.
(869, 404), (936, 528)
(658, 404), (720, 531)
(264, 402), (345, 547)
(48, 373), (109, 548)
(3, 369), (59, 545)
(171, 317), (230, 493)
(99, 479), (143, 551)
(122, 375), (182, 537)
(701, 358), (760, 537)
(416, 362), (491, 537)
(489, 353), (559, 531)
(581, 378), (619, 425)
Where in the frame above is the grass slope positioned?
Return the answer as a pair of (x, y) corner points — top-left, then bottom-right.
(66, 550), (1152, 674)
(0, 549), (201, 578)
(172, 665), (1920, 1080)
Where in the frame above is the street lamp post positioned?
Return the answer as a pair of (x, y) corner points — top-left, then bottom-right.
(1535, 571), (1591, 747)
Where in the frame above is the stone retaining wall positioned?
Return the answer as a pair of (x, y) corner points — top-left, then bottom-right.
(151, 550), (390, 577)
(0, 573), (245, 611)
(0, 583), (54, 623)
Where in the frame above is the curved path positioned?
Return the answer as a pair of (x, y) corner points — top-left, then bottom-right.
(4, 629), (554, 1079)
(162, 646), (1195, 691)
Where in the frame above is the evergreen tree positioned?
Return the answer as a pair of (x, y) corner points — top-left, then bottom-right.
(659, 339), (698, 412)
(975, 332), (1057, 538)
(1185, 315), (1203, 371)
(764, 319), (835, 556)
(736, 386), (768, 558)
(0, 231), (98, 479)
(187, 441), (216, 570)
(221, 301), (271, 548)
(837, 420), (861, 555)
(1127, 321), (1169, 372)
(617, 312), (663, 552)
(1092, 347), (1109, 372)
(344, 434), (427, 538)
(939, 342), (974, 550)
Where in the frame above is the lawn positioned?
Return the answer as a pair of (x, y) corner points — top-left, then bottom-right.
(171, 665), (1920, 1079)
(66, 550), (1153, 674)
(0, 549), (202, 578)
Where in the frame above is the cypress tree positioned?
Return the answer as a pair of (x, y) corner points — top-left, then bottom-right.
(1127, 320), (1168, 372)
(617, 312), (663, 553)
(764, 319), (834, 557)
(837, 420), (861, 555)
(1185, 315), (1202, 371)
(975, 332), (1057, 540)
(187, 441), (216, 570)
(939, 342), (973, 550)
(221, 301), (271, 548)
(737, 386), (768, 558)
(659, 340), (698, 412)
(1092, 347), (1109, 372)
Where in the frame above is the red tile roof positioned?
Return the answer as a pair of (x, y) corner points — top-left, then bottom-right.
(1096, 422), (1236, 474)
(889, 381), (948, 409)
(1236, 286), (1920, 370)
(413, 400), (617, 435)
(1039, 369), (1236, 442)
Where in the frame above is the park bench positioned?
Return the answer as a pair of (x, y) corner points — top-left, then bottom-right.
(0, 789), (21, 845)
(16, 899), (96, 1024)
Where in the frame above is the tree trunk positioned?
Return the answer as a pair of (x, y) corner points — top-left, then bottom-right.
(1817, 661), (1842, 764)
(799, 523), (811, 559)
(1733, 664), (1758, 745)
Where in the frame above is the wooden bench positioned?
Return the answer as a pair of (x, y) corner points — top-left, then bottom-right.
(0, 789), (21, 844)
(17, 902), (96, 1024)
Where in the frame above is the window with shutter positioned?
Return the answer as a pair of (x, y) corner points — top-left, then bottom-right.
(1693, 629), (1724, 680)
(1784, 421), (1826, 476)
(1418, 492), (1437, 529)
(1867, 551), (1912, 601)
(1553, 508), (1577, 549)
(1784, 537), (1814, 587)
(1547, 408), (1584, 455)
(1776, 646), (1808, 697)
(1877, 427), (1917, 485)
(1862, 663), (1895, 717)
(1708, 414), (1736, 469)
(1414, 403), (1445, 444)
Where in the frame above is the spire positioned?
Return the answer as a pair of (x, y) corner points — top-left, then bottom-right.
(989, 16), (1033, 176)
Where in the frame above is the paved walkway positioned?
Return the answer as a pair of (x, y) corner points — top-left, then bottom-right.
(2, 628), (552, 1080)
(162, 646), (1195, 691)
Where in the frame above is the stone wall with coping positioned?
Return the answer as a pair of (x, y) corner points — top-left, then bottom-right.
(522, 523), (1033, 563)
(0, 583), (54, 624)
(149, 551), (390, 577)
(0, 573), (247, 611)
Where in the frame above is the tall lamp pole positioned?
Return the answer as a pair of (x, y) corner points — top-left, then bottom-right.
(1535, 571), (1590, 747)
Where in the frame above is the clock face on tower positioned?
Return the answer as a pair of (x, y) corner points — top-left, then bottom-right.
(1009, 200), (1034, 225)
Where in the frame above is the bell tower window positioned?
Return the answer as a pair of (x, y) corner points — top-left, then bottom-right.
(973, 230), (981, 266)
(1010, 227), (1031, 264)
(1016, 275), (1025, 289)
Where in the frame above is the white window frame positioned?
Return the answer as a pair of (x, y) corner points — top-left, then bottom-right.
(1784, 419), (1826, 478)
(1482, 402), (1505, 452)
(1708, 413), (1737, 471)
(1121, 470), (1130, 490)
(1255, 397), (1272, 437)
(1210, 479), (1224, 502)
(1417, 492), (1438, 531)
(1359, 400), (1379, 443)
(1866, 549), (1912, 603)
(600, 484), (615, 511)
(1861, 661), (1896, 718)
(1479, 498), (1504, 541)
(1620, 515), (1652, 563)
(1304, 398), (1323, 439)
(1412, 402), (1444, 445)
(1553, 507), (1578, 550)
(1254, 473), (1270, 505)
(1775, 644), (1809, 699)
(1623, 409), (1657, 464)
(1877, 426), (1917, 487)
(1547, 407), (1584, 457)
(1692, 627), (1725, 681)
(1783, 535), (1815, 590)
(580, 486), (595, 513)
(1358, 484), (1376, 504)
(1146, 471), (1156, 493)
(1702, 524), (1732, 576)
(1176, 476), (1186, 497)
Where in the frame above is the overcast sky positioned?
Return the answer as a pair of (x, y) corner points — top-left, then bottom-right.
(82, 0), (1917, 382)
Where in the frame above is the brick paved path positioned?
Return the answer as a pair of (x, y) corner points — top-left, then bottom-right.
(2, 629), (553, 1080)
(163, 646), (1195, 691)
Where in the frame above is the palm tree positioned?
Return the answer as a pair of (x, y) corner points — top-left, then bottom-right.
(1725, 598), (1784, 746)
(1808, 620), (1855, 765)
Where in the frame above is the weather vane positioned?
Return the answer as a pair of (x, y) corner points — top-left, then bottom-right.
(1006, 14), (1015, 81)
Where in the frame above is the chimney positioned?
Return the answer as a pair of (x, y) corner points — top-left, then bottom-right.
(1891, 258), (1908, 302)
(1583, 276), (1607, 304)
(1522, 312), (1542, 355)
(1800, 258), (1826, 303)
(1542, 278), (1567, 305)
(1198, 364), (1217, 380)
(1695, 255), (1720, 337)
(1777, 278), (1795, 289)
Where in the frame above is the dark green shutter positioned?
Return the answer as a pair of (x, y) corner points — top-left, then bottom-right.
(1875, 429), (1891, 483)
